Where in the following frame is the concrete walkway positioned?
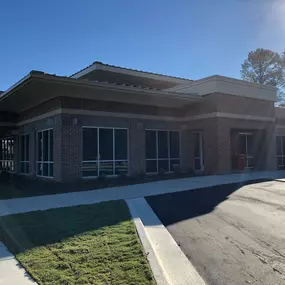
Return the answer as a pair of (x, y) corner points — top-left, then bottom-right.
(0, 242), (37, 285)
(0, 170), (285, 217)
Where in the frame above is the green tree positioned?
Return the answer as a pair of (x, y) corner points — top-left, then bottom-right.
(241, 48), (285, 103)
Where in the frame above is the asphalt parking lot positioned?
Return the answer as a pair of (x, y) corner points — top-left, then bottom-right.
(146, 179), (285, 285)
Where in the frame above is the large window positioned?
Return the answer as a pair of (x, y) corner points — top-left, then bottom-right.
(276, 135), (285, 168)
(145, 130), (180, 173)
(0, 138), (14, 172)
(20, 134), (30, 174)
(37, 129), (54, 177)
(82, 127), (128, 177)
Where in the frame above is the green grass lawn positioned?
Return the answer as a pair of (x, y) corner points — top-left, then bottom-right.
(0, 200), (155, 285)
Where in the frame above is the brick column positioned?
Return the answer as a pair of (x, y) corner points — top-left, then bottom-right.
(265, 124), (277, 171)
(203, 118), (231, 175)
(53, 117), (63, 182)
(59, 115), (82, 182)
(129, 119), (145, 175)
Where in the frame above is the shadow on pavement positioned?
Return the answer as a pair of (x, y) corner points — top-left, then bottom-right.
(146, 179), (268, 226)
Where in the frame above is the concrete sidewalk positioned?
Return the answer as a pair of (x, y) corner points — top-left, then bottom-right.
(0, 170), (284, 217)
(0, 242), (37, 285)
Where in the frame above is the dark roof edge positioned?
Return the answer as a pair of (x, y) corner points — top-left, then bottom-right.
(70, 61), (192, 82)
(0, 71), (201, 105)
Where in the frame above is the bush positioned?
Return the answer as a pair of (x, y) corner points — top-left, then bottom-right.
(0, 170), (11, 184)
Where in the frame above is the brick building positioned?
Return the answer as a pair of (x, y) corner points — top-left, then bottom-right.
(0, 62), (285, 182)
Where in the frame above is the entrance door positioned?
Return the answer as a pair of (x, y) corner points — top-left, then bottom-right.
(193, 132), (204, 171)
(239, 133), (254, 169)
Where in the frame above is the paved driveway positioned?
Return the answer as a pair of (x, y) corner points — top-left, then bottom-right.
(146, 180), (285, 285)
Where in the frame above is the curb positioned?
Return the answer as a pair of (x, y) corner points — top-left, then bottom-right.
(126, 198), (206, 285)
(126, 199), (168, 285)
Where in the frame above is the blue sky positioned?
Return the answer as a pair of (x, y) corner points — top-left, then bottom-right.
(0, 0), (284, 90)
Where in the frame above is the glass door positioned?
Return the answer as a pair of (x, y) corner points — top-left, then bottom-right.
(239, 133), (253, 169)
(99, 128), (114, 176)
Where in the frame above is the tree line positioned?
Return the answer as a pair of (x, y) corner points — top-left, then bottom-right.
(241, 48), (285, 104)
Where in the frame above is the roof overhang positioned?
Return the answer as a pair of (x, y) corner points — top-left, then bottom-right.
(0, 72), (202, 113)
(70, 61), (191, 84)
(166, 75), (277, 102)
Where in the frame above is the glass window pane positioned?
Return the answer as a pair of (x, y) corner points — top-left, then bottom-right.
(158, 131), (168, 159)
(247, 157), (254, 168)
(282, 136), (285, 156)
(49, 163), (53, 177)
(194, 133), (201, 158)
(194, 158), (201, 171)
(82, 162), (98, 177)
(38, 132), (43, 161)
(43, 163), (49, 176)
(11, 140), (14, 160)
(247, 135), (253, 156)
(170, 131), (179, 158)
(115, 129), (127, 160)
(26, 135), (29, 161)
(0, 141), (2, 160)
(170, 159), (180, 171)
(99, 161), (114, 176)
(37, 163), (43, 176)
(115, 161), (128, 175)
(158, 160), (169, 172)
(21, 136), (25, 161)
(276, 136), (282, 155)
(146, 160), (157, 173)
(49, 130), (53, 162)
(43, 131), (49, 161)
(146, 131), (157, 159)
(83, 128), (98, 161)
(239, 134), (247, 155)
(99, 129), (113, 160)
(21, 162), (25, 173)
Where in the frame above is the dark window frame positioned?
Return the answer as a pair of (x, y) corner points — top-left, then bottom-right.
(145, 129), (180, 174)
(37, 129), (54, 178)
(0, 137), (14, 172)
(82, 127), (129, 177)
(276, 135), (285, 168)
(20, 134), (30, 174)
